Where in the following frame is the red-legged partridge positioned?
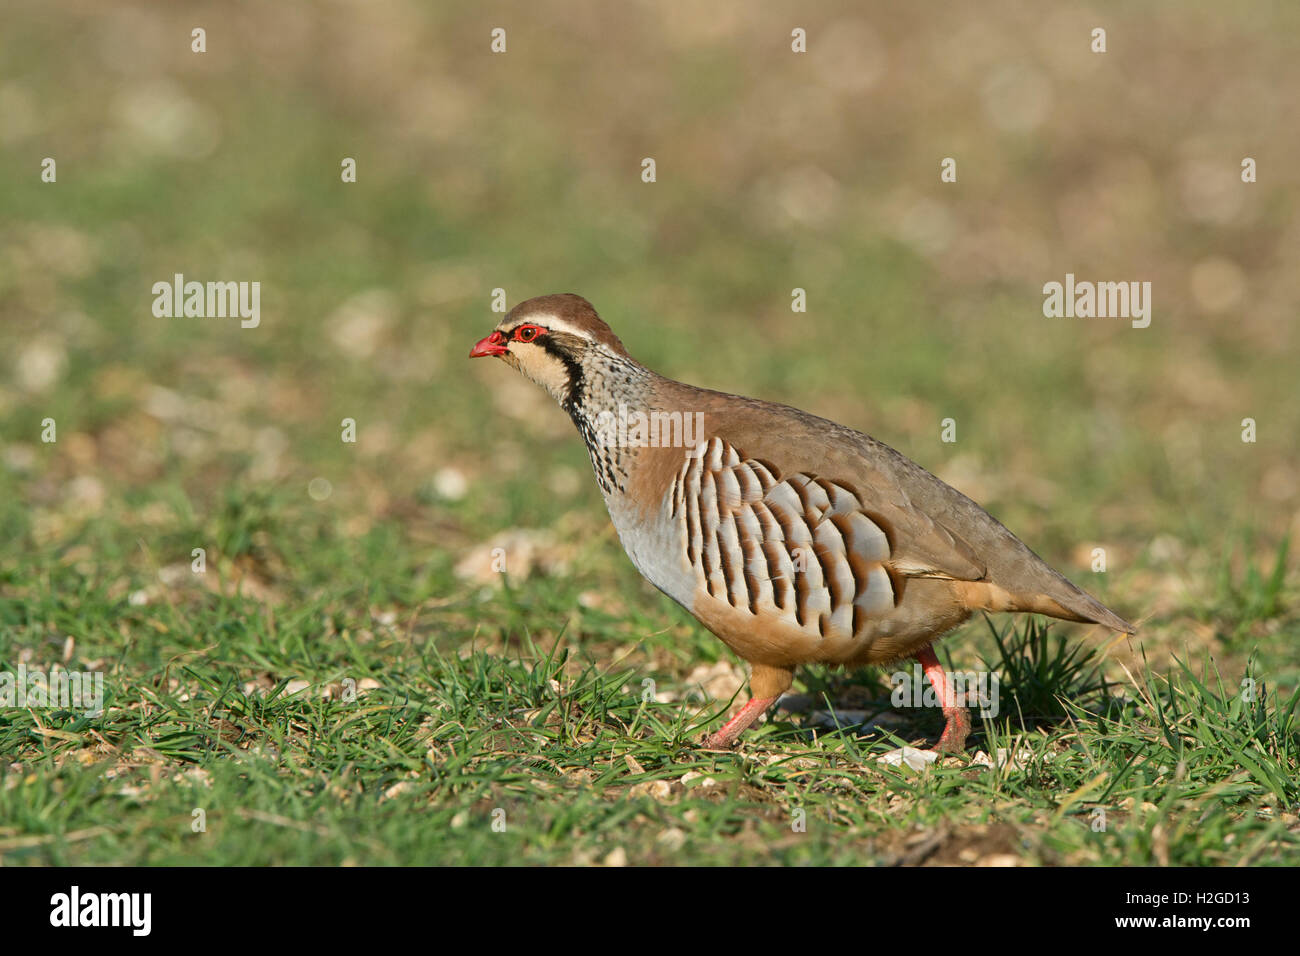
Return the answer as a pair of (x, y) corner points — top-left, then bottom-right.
(470, 294), (1134, 753)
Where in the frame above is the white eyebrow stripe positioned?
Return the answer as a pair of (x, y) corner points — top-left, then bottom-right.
(503, 314), (589, 339)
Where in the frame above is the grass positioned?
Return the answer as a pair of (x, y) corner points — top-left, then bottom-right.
(1, 528), (1296, 865)
(1212, 537), (1291, 640)
(2, 1), (1298, 865)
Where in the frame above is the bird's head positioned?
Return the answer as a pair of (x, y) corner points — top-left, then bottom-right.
(469, 293), (632, 407)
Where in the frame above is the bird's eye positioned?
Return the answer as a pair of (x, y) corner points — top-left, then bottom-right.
(515, 325), (542, 342)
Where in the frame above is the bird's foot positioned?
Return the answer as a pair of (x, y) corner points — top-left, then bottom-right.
(934, 705), (971, 754)
(915, 645), (972, 755)
(699, 695), (776, 751)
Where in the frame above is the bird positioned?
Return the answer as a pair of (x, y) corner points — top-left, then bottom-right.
(469, 293), (1135, 753)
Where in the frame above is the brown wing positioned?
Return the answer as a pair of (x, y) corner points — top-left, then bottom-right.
(672, 436), (927, 641)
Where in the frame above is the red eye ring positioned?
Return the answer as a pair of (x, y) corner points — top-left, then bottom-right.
(514, 324), (544, 343)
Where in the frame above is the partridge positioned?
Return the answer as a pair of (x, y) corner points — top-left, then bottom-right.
(469, 294), (1134, 753)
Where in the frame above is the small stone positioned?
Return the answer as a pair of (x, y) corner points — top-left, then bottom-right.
(679, 771), (717, 789)
(656, 827), (686, 852)
(432, 467), (468, 501)
(629, 780), (673, 801)
(381, 781), (412, 802)
(876, 746), (938, 771)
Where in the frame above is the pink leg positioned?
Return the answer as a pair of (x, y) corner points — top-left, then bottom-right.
(915, 645), (970, 754)
(701, 696), (777, 749)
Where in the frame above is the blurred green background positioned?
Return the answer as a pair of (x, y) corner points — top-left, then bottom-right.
(1, 1), (1297, 864)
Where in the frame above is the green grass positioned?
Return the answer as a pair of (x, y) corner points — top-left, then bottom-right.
(1, 526), (1296, 865)
(1211, 537), (1291, 641)
(2, 1), (1299, 865)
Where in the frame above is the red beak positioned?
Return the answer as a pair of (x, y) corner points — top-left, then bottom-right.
(469, 330), (508, 358)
